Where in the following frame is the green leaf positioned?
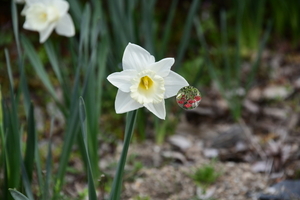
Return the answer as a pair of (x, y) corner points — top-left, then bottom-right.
(43, 118), (54, 199)
(79, 4), (91, 57)
(194, 18), (219, 88)
(0, 86), (7, 199)
(220, 10), (230, 89)
(246, 21), (272, 90)
(54, 66), (81, 197)
(5, 51), (21, 194)
(24, 103), (36, 183)
(44, 41), (70, 114)
(175, 0), (201, 69)
(12, 1), (31, 117)
(34, 135), (44, 200)
(68, 0), (82, 27)
(160, 0), (178, 59)
(20, 36), (58, 101)
(79, 97), (97, 200)
(4, 49), (14, 89)
(141, 0), (156, 54)
(11, 0), (21, 56)
(20, 162), (34, 200)
(44, 41), (63, 84)
(0, 85), (3, 134)
(109, 110), (138, 200)
(9, 189), (30, 200)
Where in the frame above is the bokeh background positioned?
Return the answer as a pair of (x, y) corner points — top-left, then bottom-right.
(1, 0), (300, 199)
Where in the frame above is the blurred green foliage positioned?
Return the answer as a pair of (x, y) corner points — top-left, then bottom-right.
(190, 164), (221, 187)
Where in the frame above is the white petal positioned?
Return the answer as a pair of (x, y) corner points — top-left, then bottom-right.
(122, 43), (155, 71)
(21, 5), (29, 16)
(55, 14), (75, 37)
(23, 20), (36, 31)
(115, 90), (143, 113)
(52, 0), (69, 16)
(144, 101), (166, 120)
(164, 71), (189, 99)
(107, 70), (136, 92)
(39, 23), (56, 43)
(25, 0), (43, 4)
(23, 4), (51, 31)
(149, 58), (174, 77)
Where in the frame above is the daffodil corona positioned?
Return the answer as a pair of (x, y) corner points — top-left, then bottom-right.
(22, 0), (75, 43)
(107, 43), (189, 119)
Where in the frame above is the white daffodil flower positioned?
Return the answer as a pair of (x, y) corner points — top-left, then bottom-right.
(107, 43), (189, 120)
(22, 0), (75, 43)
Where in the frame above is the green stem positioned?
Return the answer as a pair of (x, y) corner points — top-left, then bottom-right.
(109, 110), (138, 200)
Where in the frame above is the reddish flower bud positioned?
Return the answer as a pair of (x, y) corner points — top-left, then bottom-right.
(184, 103), (192, 108)
(194, 96), (201, 101)
(188, 100), (195, 104)
(177, 100), (185, 104)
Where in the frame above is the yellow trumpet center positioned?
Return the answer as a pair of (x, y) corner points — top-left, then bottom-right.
(139, 76), (153, 90)
(130, 70), (165, 104)
(39, 13), (47, 21)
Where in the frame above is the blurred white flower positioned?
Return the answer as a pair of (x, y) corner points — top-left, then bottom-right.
(107, 43), (189, 120)
(22, 0), (75, 43)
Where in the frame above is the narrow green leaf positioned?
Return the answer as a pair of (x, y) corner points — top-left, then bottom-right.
(54, 110), (80, 197)
(44, 41), (63, 84)
(9, 189), (29, 200)
(18, 56), (31, 118)
(5, 54), (21, 192)
(12, 0), (31, 116)
(246, 22), (272, 90)
(0, 85), (3, 137)
(107, 0), (127, 47)
(44, 41), (70, 114)
(79, 97), (97, 200)
(34, 133), (44, 200)
(20, 36), (58, 101)
(24, 103), (36, 183)
(44, 118), (54, 199)
(0, 86), (7, 197)
(79, 3), (91, 58)
(20, 162), (34, 200)
(175, 0), (201, 70)
(2, 106), (10, 200)
(220, 10), (230, 89)
(109, 110), (138, 200)
(125, 0), (138, 42)
(142, 0), (156, 54)
(90, 0), (103, 50)
(160, 0), (179, 58)
(11, 0), (21, 57)
(194, 18), (220, 90)
(4, 49), (14, 89)
(234, 0), (245, 86)
(54, 67), (81, 197)
(96, 40), (109, 118)
(68, 0), (82, 27)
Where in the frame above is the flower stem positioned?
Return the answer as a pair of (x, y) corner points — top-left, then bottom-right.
(109, 109), (138, 200)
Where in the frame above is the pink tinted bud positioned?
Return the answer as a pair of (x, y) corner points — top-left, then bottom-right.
(184, 103), (192, 108)
(194, 96), (201, 101)
(177, 100), (184, 104)
(188, 100), (195, 104)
